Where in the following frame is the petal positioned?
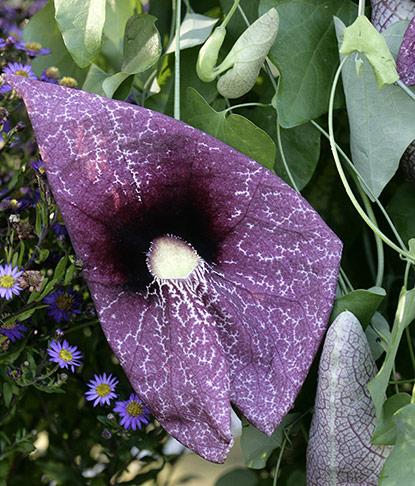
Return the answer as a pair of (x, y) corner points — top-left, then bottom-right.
(5, 75), (342, 463)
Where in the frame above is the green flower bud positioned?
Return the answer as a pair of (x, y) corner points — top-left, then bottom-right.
(196, 26), (226, 83)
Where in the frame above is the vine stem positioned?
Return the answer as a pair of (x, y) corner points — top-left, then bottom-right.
(311, 120), (408, 252)
(328, 56), (415, 264)
(358, 0), (365, 16)
(397, 79), (415, 103)
(174, 0), (182, 121)
(222, 102), (270, 114)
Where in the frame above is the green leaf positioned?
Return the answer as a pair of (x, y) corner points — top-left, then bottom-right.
(104, 0), (140, 52)
(241, 414), (299, 469)
(64, 264), (76, 286)
(53, 255), (68, 282)
(379, 403), (415, 485)
(215, 468), (259, 486)
(36, 248), (49, 264)
(274, 123), (321, 190)
(166, 12), (219, 54)
(54, 0), (106, 68)
(3, 383), (12, 408)
(368, 286), (415, 421)
(259, 0), (357, 128)
(335, 18), (415, 198)
(366, 312), (391, 360)
(23, 0), (87, 83)
(387, 183), (415, 244)
(372, 393), (411, 445)
(82, 63), (112, 95)
(102, 72), (133, 99)
(214, 8), (279, 98)
(184, 88), (276, 170)
(339, 16), (399, 89)
(122, 14), (161, 74)
(330, 286), (386, 327)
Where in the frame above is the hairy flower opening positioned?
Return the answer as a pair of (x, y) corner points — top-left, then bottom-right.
(147, 234), (201, 280)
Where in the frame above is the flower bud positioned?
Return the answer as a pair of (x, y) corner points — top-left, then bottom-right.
(196, 26), (226, 83)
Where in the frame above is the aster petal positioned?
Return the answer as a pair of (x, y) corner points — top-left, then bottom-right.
(5, 74), (342, 463)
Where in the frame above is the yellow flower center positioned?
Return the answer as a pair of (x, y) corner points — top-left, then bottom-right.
(126, 400), (143, 417)
(25, 42), (42, 52)
(9, 199), (19, 209)
(55, 294), (74, 311)
(1, 275), (15, 289)
(14, 70), (29, 78)
(96, 383), (111, 397)
(59, 349), (73, 362)
(1, 321), (16, 330)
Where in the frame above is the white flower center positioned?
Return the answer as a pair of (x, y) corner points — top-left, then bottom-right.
(146, 235), (201, 280)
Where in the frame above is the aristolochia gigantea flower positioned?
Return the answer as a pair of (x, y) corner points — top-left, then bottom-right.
(0, 263), (23, 300)
(47, 339), (83, 372)
(113, 393), (151, 431)
(85, 372), (119, 407)
(5, 74), (343, 463)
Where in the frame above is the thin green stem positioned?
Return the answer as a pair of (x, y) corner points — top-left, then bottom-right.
(392, 363), (400, 394)
(327, 56), (415, 264)
(358, 0), (365, 16)
(276, 119), (300, 192)
(405, 326), (415, 376)
(397, 79), (415, 103)
(311, 120), (408, 252)
(222, 102), (270, 114)
(360, 191), (384, 286)
(273, 435), (287, 486)
(237, 3), (250, 27)
(389, 377), (415, 385)
(339, 266), (354, 293)
(337, 273), (348, 295)
(174, 0), (182, 121)
(222, 0), (240, 28)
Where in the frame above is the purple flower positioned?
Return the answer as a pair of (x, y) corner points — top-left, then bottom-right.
(4, 74), (343, 463)
(41, 67), (60, 85)
(14, 40), (51, 57)
(43, 288), (82, 323)
(0, 63), (37, 94)
(31, 158), (45, 175)
(113, 393), (150, 431)
(47, 339), (83, 372)
(85, 373), (118, 407)
(0, 321), (27, 342)
(0, 36), (18, 49)
(7, 367), (22, 380)
(0, 263), (23, 300)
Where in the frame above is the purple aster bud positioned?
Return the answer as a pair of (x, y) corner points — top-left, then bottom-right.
(59, 373), (68, 381)
(15, 121), (25, 132)
(106, 413), (116, 422)
(102, 429), (112, 439)
(23, 360), (30, 367)
(7, 367), (21, 380)
(54, 328), (64, 339)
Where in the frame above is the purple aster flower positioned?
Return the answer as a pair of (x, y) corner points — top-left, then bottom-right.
(4, 74), (343, 463)
(0, 36), (17, 49)
(0, 62), (37, 94)
(0, 321), (27, 342)
(7, 367), (22, 380)
(31, 158), (45, 176)
(0, 263), (23, 300)
(47, 339), (83, 372)
(41, 67), (60, 85)
(14, 40), (51, 57)
(85, 373), (118, 407)
(113, 393), (150, 431)
(43, 288), (82, 323)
